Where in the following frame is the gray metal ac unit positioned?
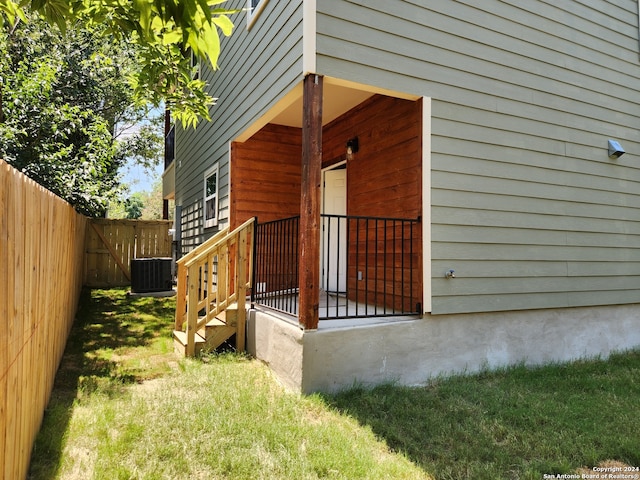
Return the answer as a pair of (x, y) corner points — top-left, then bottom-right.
(130, 258), (172, 293)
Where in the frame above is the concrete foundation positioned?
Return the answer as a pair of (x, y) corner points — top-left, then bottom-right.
(246, 309), (305, 391)
(246, 304), (640, 393)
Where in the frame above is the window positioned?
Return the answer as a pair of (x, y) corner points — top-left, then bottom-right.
(186, 47), (200, 79)
(204, 164), (219, 228)
(247, 0), (268, 28)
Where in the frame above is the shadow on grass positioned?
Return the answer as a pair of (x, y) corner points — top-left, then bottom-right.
(28, 287), (176, 480)
(322, 351), (640, 480)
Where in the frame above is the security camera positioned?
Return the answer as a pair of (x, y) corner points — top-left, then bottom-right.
(608, 139), (625, 159)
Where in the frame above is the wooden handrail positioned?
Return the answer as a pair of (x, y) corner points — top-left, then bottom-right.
(176, 226), (230, 267)
(183, 217), (256, 269)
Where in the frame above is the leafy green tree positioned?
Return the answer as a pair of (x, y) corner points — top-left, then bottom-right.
(0, 0), (237, 127)
(107, 197), (128, 219)
(117, 117), (164, 172)
(108, 177), (171, 220)
(0, 16), (162, 216)
(125, 193), (145, 219)
(140, 178), (169, 220)
(0, 0), (237, 215)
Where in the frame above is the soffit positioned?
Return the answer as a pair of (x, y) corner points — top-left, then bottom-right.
(270, 83), (373, 128)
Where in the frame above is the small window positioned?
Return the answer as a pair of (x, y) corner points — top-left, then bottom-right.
(204, 164), (219, 228)
(247, 0), (268, 28)
(187, 48), (200, 79)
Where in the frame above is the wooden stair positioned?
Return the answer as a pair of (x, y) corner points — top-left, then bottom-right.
(173, 304), (240, 355)
(173, 218), (255, 357)
(173, 330), (206, 356)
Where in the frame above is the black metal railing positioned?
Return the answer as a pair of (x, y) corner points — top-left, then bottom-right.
(321, 214), (421, 319)
(252, 216), (300, 315)
(252, 214), (421, 320)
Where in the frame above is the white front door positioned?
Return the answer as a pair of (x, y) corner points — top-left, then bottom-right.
(321, 167), (347, 293)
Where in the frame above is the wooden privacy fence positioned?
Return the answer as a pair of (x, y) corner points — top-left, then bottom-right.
(0, 160), (87, 480)
(85, 218), (173, 287)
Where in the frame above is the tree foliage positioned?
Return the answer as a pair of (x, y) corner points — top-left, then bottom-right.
(0, 0), (237, 127)
(108, 179), (169, 220)
(0, 0), (237, 216)
(0, 15), (162, 216)
(125, 193), (145, 219)
(140, 178), (167, 220)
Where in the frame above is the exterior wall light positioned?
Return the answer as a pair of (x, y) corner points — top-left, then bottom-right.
(346, 137), (359, 156)
(608, 139), (625, 159)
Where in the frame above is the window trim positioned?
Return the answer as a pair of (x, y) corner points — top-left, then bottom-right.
(203, 163), (219, 229)
(247, 0), (268, 29)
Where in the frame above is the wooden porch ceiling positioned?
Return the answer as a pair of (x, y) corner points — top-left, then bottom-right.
(235, 77), (421, 142)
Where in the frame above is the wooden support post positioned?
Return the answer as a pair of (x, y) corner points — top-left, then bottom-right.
(236, 228), (248, 351)
(175, 262), (187, 331)
(298, 74), (323, 330)
(186, 264), (198, 356)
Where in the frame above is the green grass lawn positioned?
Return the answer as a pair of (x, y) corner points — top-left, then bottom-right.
(29, 288), (639, 479)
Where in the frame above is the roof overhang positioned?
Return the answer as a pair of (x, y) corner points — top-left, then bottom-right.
(235, 76), (421, 142)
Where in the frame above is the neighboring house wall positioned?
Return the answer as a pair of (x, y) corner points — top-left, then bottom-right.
(174, 0), (304, 254)
(317, 0), (640, 315)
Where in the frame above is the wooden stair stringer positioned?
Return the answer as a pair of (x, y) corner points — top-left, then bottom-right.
(215, 305), (238, 327)
(199, 317), (236, 351)
(175, 304), (241, 356)
(200, 302), (239, 349)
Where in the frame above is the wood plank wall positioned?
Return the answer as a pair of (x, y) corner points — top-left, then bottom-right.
(231, 125), (302, 299)
(0, 160), (87, 480)
(231, 96), (423, 312)
(230, 123), (302, 229)
(324, 95), (423, 311)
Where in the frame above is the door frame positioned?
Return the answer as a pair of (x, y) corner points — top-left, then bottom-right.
(321, 161), (347, 293)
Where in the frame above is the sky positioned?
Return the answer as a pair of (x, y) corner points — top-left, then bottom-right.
(120, 160), (164, 194)
(117, 105), (165, 195)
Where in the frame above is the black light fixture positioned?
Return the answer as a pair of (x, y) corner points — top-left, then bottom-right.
(346, 137), (359, 156)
